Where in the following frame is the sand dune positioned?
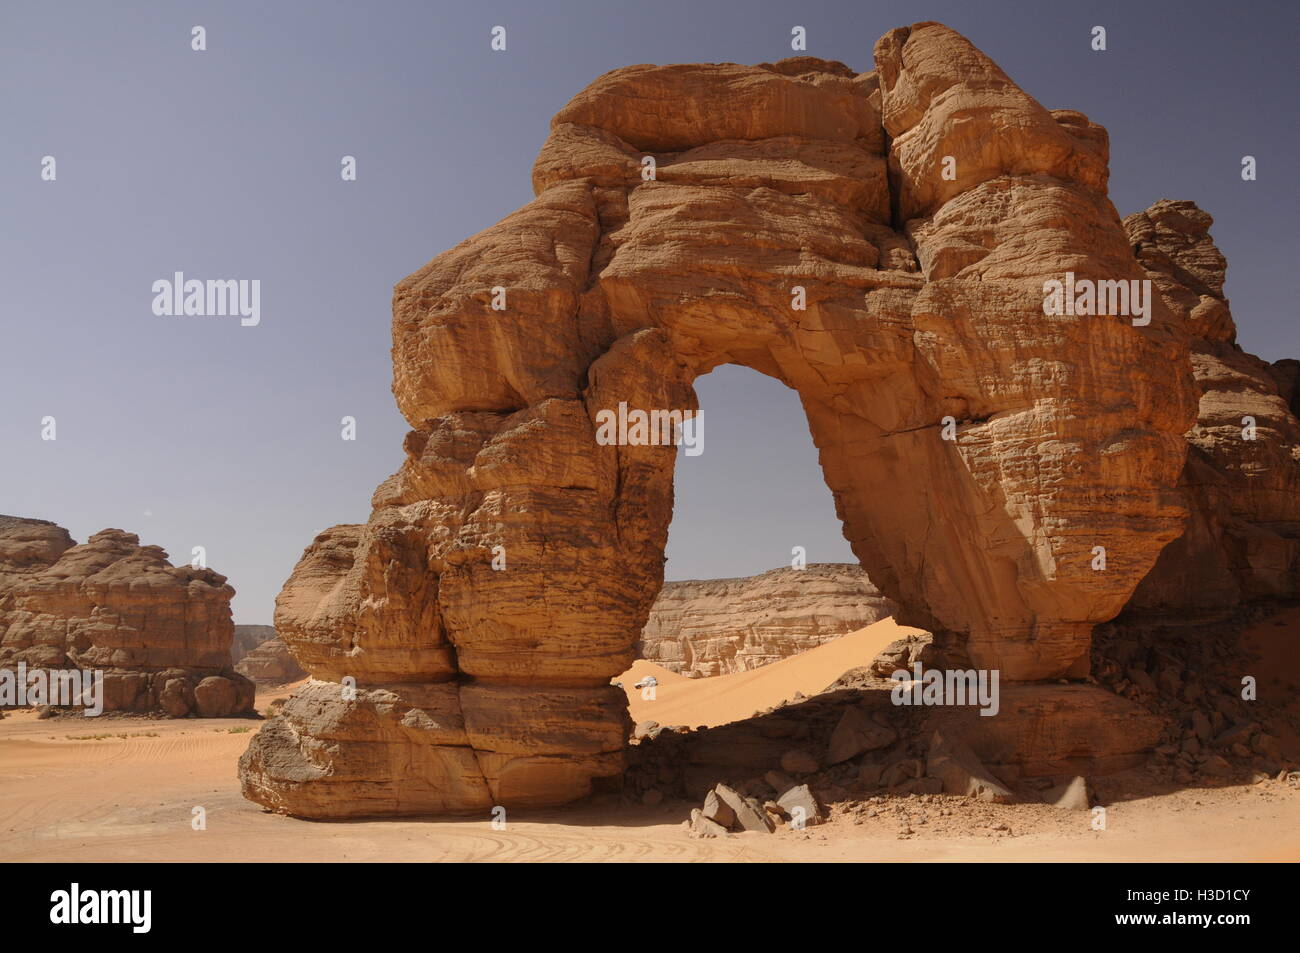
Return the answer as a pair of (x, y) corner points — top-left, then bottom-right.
(620, 617), (920, 728)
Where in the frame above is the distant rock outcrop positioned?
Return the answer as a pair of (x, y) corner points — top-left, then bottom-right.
(638, 564), (896, 677)
(235, 637), (305, 684)
(232, 625), (277, 664)
(0, 516), (254, 717)
(1124, 200), (1300, 614)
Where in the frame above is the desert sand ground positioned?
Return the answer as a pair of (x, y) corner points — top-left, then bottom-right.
(1, 616), (1297, 863)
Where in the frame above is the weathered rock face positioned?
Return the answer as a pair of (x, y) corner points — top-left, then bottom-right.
(638, 564), (896, 677)
(241, 22), (1201, 818)
(235, 637), (306, 684)
(1124, 201), (1300, 614)
(0, 516), (254, 717)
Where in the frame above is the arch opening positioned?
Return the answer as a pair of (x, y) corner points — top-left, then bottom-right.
(623, 364), (904, 722)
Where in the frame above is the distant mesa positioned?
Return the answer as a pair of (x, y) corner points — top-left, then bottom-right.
(233, 624), (304, 684)
(0, 516), (254, 717)
(638, 564), (896, 678)
(232, 624), (277, 665)
(235, 635), (306, 684)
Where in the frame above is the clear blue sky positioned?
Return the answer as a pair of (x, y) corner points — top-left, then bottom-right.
(2, 0), (1295, 622)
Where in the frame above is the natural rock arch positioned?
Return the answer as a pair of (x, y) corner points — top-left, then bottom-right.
(240, 22), (1197, 817)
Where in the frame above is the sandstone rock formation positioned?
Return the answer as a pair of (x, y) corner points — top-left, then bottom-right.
(1124, 200), (1300, 614)
(638, 564), (896, 677)
(0, 516), (254, 717)
(235, 637), (306, 684)
(241, 22), (1208, 818)
(232, 625), (277, 664)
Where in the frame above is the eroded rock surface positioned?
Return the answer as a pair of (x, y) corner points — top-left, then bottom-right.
(234, 637), (306, 684)
(637, 564), (896, 677)
(0, 516), (254, 717)
(1124, 200), (1300, 614)
(241, 22), (1209, 817)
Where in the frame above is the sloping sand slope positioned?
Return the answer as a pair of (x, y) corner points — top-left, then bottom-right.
(620, 618), (921, 728)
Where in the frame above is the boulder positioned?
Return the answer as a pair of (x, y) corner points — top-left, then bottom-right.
(701, 788), (736, 828)
(712, 783), (775, 833)
(870, 633), (932, 678)
(633, 720), (661, 740)
(780, 749), (820, 775)
(691, 810), (729, 838)
(776, 783), (825, 827)
(1043, 776), (1091, 811)
(159, 678), (193, 718)
(826, 706), (896, 764)
(194, 676), (239, 717)
(926, 731), (1015, 803)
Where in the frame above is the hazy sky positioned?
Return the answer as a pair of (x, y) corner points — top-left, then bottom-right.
(2, 0), (1295, 623)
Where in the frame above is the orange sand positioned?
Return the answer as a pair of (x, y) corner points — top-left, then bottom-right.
(619, 617), (920, 728)
(1, 617), (1297, 863)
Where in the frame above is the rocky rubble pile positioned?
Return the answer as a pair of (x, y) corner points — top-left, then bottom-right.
(628, 677), (1067, 817)
(654, 696), (1110, 838)
(1092, 609), (1298, 785)
(687, 780), (823, 836)
(638, 611), (1299, 835)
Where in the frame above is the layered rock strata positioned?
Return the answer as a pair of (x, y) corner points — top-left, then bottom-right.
(0, 516), (254, 717)
(638, 564), (896, 677)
